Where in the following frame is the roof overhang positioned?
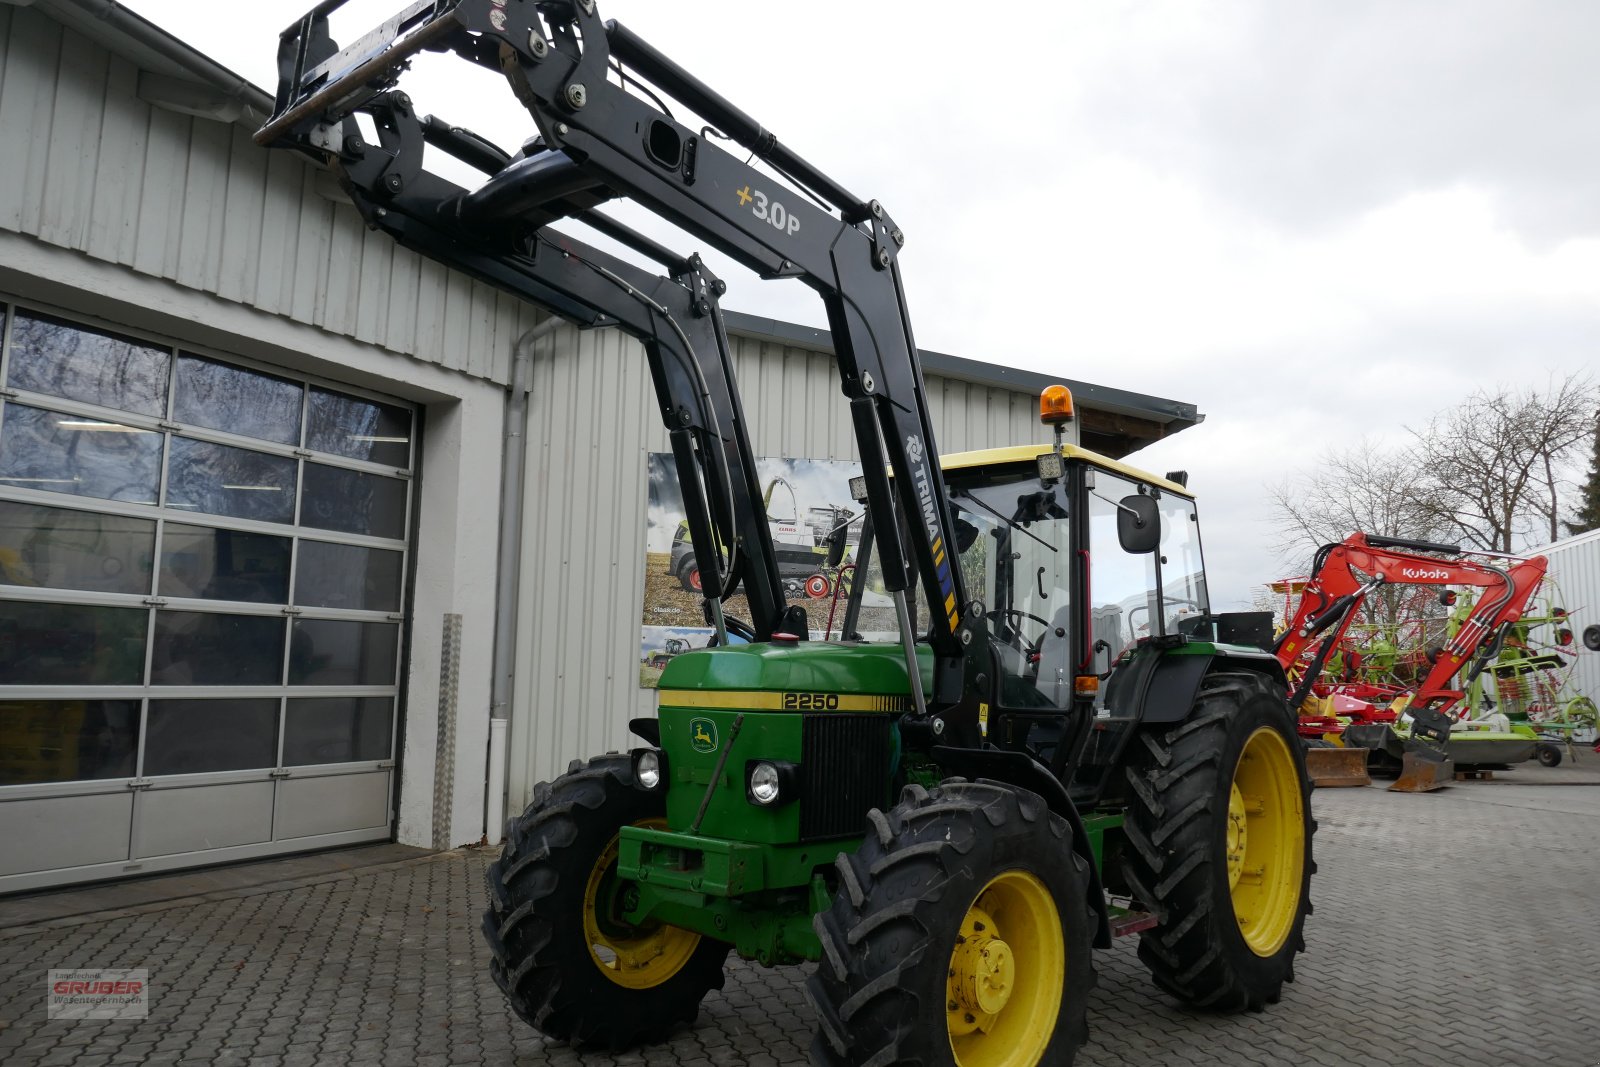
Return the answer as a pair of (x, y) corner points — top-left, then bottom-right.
(724, 311), (1203, 459)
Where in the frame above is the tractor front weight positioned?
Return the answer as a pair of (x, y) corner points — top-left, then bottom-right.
(615, 825), (846, 966)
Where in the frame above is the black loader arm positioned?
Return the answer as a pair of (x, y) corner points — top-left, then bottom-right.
(255, 0), (976, 708)
(260, 75), (792, 637)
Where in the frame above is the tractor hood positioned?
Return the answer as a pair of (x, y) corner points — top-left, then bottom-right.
(657, 641), (933, 698)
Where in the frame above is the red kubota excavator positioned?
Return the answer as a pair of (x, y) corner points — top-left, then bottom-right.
(1273, 533), (1548, 791)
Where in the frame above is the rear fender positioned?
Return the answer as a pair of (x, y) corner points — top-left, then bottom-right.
(932, 745), (1112, 949)
(1112, 645), (1289, 725)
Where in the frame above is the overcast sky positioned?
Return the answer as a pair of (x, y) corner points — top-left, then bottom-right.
(126, 0), (1600, 608)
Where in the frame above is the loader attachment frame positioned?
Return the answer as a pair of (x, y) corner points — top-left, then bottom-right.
(258, 0), (980, 712)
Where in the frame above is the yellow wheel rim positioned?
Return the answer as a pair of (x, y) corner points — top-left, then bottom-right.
(1228, 727), (1306, 957)
(946, 870), (1063, 1067)
(582, 817), (701, 989)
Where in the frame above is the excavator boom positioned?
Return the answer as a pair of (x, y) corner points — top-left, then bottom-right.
(1277, 532), (1549, 790)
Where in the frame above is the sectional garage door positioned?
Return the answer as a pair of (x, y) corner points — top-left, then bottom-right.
(0, 301), (413, 892)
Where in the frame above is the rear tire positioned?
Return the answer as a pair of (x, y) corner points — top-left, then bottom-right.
(806, 780), (1095, 1067)
(1121, 671), (1314, 1012)
(482, 755), (729, 1049)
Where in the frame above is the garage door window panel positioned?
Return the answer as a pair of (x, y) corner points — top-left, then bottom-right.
(0, 402), (163, 504)
(165, 437), (298, 524)
(293, 540), (402, 612)
(306, 388), (411, 467)
(284, 696), (393, 765)
(159, 524), (290, 604)
(143, 698), (279, 776)
(0, 299), (414, 887)
(0, 600), (148, 684)
(289, 619), (399, 686)
(0, 699), (140, 785)
(5, 311), (171, 418)
(0, 500), (154, 595)
(150, 610), (286, 686)
(299, 463), (406, 539)
(174, 355), (304, 446)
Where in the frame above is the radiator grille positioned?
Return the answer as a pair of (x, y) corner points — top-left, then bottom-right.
(799, 714), (892, 841)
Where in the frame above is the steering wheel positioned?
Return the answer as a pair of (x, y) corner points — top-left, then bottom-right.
(988, 608), (1052, 653)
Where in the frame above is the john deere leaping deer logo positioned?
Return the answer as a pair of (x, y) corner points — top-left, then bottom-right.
(689, 717), (718, 754)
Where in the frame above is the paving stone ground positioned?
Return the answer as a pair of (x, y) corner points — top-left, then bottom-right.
(3, 760), (1600, 1066)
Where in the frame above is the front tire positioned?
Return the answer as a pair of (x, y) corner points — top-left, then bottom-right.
(1121, 671), (1315, 1012)
(482, 755), (729, 1049)
(807, 781), (1096, 1067)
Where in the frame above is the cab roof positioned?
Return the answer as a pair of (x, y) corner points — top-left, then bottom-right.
(939, 443), (1194, 498)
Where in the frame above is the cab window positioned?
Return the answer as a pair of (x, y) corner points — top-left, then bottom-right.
(1086, 470), (1159, 689)
(1158, 495), (1208, 633)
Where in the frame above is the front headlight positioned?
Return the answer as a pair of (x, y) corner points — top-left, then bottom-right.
(748, 761), (781, 806)
(635, 749), (662, 790)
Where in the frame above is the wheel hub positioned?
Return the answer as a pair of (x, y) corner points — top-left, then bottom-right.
(1228, 727), (1308, 957)
(945, 871), (1064, 1067)
(949, 907), (1016, 1020)
(1226, 782), (1247, 890)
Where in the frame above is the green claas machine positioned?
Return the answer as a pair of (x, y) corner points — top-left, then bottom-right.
(257, 3), (1315, 1063)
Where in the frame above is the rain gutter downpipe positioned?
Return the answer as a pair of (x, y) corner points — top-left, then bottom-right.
(486, 317), (562, 844)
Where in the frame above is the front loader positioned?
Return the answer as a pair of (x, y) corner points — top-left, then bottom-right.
(257, 4), (1316, 1063)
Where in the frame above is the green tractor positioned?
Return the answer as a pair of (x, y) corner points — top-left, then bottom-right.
(486, 436), (1313, 1065)
(254, 3), (1314, 1062)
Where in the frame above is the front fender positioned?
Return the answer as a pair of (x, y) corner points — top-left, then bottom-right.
(931, 745), (1113, 949)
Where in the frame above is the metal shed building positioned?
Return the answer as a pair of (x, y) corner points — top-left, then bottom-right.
(1533, 525), (1600, 737)
(0, 0), (1202, 891)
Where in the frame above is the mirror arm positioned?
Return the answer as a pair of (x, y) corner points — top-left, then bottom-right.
(1089, 488), (1147, 525)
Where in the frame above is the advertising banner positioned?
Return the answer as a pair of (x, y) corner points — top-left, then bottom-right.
(639, 454), (864, 688)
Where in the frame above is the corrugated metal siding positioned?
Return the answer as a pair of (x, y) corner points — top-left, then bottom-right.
(0, 5), (535, 383)
(1539, 529), (1600, 718)
(506, 328), (1052, 803)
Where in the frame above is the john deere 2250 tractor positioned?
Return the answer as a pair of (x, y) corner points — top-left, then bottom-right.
(257, 2), (1314, 1063)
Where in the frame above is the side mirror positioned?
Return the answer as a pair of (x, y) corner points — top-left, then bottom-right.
(1117, 495), (1160, 554)
(825, 524), (849, 568)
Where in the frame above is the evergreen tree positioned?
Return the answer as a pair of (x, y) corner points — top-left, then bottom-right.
(1568, 417), (1600, 537)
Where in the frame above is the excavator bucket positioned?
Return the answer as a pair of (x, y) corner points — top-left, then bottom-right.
(1303, 745), (1371, 788)
(1386, 705), (1455, 793)
(1389, 751), (1456, 793)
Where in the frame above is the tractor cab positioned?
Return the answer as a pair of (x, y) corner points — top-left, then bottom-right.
(841, 441), (1204, 704)
(832, 387), (1221, 801)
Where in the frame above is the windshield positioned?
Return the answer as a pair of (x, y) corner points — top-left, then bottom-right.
(953, 474), (1074, 708)
(839, 467), (1074, 709)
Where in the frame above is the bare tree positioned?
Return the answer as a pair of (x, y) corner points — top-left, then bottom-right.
(1269, 437), (1452, 564)
(1412, 374), (1597, 551)
(1269, 440), (1455, 628)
